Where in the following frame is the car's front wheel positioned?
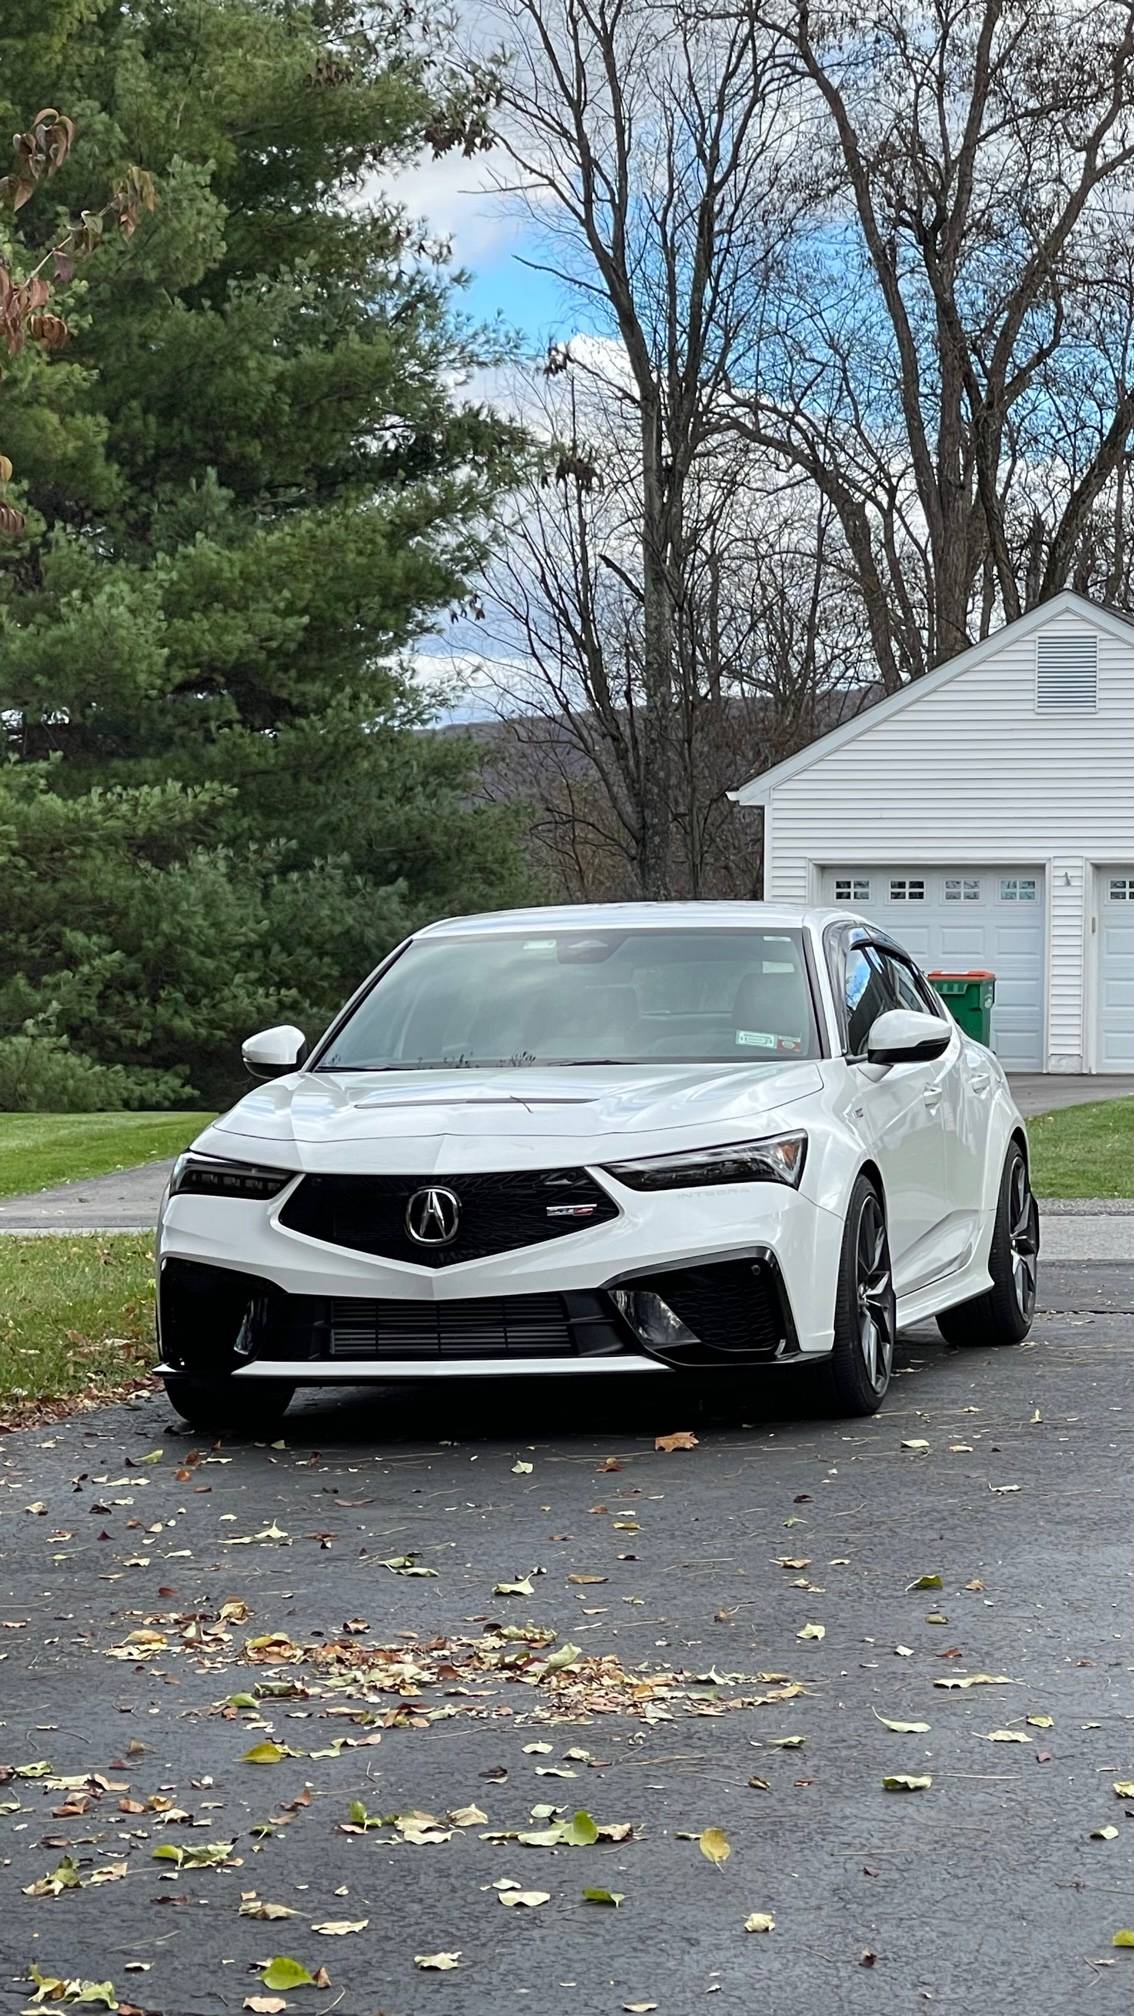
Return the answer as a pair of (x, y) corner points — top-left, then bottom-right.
(817, 1173), (896, 1416)
(162, 1373), (295, 1436)
(936, 1139), (1037, 1348)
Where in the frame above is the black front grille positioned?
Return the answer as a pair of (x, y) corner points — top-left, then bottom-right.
(278, 1168), (619, 1267)
(326, 1290), (619, 1359)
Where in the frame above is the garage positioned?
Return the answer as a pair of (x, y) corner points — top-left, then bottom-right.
(1097, 870), (1134, 1069)
(820, 865), (1046, 1069)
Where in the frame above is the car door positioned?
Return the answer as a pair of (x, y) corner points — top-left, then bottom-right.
(840, 940), (964, 1294)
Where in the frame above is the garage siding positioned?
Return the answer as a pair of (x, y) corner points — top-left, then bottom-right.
(760, 608), (1134, 1070)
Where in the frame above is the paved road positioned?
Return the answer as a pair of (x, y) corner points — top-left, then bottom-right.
(2, 1259), (1134, 2015)
(0, 1159), (173, 1233)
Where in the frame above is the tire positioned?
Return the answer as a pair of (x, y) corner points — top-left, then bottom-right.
(162, 1373), (295, 1436)
(936, 1139), (1038, 1348)
(815, 1173), (896, 1417)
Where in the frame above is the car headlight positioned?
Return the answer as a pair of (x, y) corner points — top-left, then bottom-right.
(602, 1131), (807, 1191)
(169, 1152), (295, 1200)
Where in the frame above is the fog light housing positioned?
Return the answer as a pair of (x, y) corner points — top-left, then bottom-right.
(612, 1288), (698, 1349)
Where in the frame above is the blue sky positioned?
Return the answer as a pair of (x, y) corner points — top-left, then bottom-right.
(391, 149), (592, 361)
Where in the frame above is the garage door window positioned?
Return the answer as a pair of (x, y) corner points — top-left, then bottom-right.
(834, 877), (871, 903)
(1108, 878), (1134, 902)
(888, 878), (925, 901)
(999, 877), (1037, 902)
(944, 878), (980, 901)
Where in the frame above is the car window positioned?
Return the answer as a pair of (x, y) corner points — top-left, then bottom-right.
(844, 946), (895, 1054)
(875, 948), (945, 1020)
(317, 927), (823, 1068)
(878, 954), (925, 1015)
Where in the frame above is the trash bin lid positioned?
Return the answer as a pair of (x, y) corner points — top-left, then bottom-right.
(927, 969), (995, 980)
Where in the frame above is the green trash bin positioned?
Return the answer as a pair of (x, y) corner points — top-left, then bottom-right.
(928, 970), (995, 1045)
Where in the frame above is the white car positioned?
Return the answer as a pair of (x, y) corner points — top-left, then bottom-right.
(155, 903), (1038, 1430)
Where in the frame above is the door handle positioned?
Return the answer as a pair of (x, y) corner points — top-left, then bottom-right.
(970, 1073), (990, 1093)
(923, 1086), (943, 1110)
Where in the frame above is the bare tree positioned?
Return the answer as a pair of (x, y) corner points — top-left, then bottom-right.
(478, 363), (871, 898)
(481, 0), (795, 891)
(727, 0), (1134, 677)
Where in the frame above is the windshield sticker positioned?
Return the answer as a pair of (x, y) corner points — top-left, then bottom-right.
(736, 1029), (803, 1053)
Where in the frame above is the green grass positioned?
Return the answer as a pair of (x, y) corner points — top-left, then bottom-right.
(0, 1111), (211, 1201)
(1028, 1097), (1134, 1198)
(0, 1235), (154, 1418)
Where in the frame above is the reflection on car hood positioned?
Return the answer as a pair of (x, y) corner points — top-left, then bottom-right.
(200, 1062), (824, 1174)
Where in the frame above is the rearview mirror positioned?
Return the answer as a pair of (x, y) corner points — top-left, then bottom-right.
(242, 1025), (308, 1081)
(865, 1008), (951, 1066)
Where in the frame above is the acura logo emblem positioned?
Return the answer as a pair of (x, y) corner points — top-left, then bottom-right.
(405, 1185), (461, 1247)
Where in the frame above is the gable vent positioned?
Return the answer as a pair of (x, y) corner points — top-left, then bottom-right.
(1036, 631), (1098, 711)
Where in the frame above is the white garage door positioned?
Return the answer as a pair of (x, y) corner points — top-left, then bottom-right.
(1098, 871), (1134, 1070)
(821, 866), (1045, 1070)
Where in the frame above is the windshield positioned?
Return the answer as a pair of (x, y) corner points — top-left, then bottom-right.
(317, 927), (820, 1070)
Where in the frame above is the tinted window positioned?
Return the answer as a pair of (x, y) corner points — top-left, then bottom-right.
(319, 928), (821, 1069)
(844, 946), (895, 1053)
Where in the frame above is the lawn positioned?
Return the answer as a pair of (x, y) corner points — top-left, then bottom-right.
(0, 1235), (154, 1421)
(1028, 1096), (1134, 1197)
(0, 1110), (210, 1200)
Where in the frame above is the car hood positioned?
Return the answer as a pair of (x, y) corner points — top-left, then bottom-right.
(200, 1061), (824, 1174)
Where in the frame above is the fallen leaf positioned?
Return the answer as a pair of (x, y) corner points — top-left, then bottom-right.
(624, 2004), (658, 2013)
(261, 1958), (315, 1991)
(901, 1439), (930, 1451)
(23, 1854), (82, 1897)
(906, 1574), (943, 1591)
(774, 1557), (811, 1570)
(655, 1431), (699, 1452)
(313, 1919), (368, 1935)
(378, 1554), (438, 1577)
(699, 1826), (731, 1864)
(449, 1804), (488, 1828)
(522, 1742), (553, 1755)
(240, 1899), (298, 1921)
(744, 1912), (775, 1933)
(934, 1674), (1017, 1689)
(980, 1729), (1030, 1744)
(245, 1998), (286, 2013)
(1092, 1826), (1120, 1841)
(882, 1774), (932, 1792)
(414, 1952), (462, 1971)
(988, 1482), (1021, 1494)
(1026, 1715), (1054, 1730)
(494, 1576), (535, 1598)
(1113, 1781), (1134, 1798)
(568, 1573), (608, 1585)
(561, 1809), (600, 1846)
(583, 1887), (625, 1907)
(243, 1742), (291, 1765)
(1113, 1931), (1134, 1948)
(873, 1713), (930, 1734)
(498, 1889), (550, 1907)
(797, 1623), (825, 1641)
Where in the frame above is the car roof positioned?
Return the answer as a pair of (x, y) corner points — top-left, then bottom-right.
(417, 902), (847, 938)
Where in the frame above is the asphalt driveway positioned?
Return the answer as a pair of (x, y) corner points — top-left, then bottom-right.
(2, 1259), (1134, 2015)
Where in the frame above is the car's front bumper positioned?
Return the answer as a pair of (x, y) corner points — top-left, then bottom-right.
(155, 1169), (843, 1384)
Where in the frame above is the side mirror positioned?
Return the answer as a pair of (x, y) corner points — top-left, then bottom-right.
(865, 1008), (951, 1066)
(242, 1025), (308, 1081)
